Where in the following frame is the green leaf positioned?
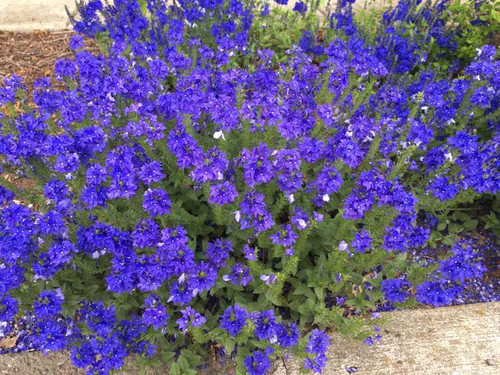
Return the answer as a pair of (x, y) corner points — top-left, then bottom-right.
(292, 284), (315, 299)
(170, 363), (181, 375)
(463, 219), (478, 230)
(224, 337), (236, 354)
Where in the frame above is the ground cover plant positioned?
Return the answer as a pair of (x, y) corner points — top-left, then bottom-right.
(0, 0), (499, 374)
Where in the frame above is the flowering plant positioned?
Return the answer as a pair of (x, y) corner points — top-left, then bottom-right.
(0, 1), (498, 374)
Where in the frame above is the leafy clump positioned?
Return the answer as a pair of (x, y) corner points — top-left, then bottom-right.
(0, 1), (498, 374)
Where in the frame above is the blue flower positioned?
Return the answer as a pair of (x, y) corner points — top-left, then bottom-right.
(176, 306), (206, 332)
(143, 188), (171, 217)
(429, 176), (459, 201)
(142, 294), (169, 330)
(381, 279), (411, 303)
(220, 304), (248, 337)
(415, 281), (457, 307)
(293, 1), (308, 14)
(351, 230), (373, 254)
(276, 322), (299, 348)
(0, 295), (18, 322)
(33, 289), (64, 319)
(253, 309), (278, 341)
(306, 328), (330, 355)
(209, 181), (238, 205)
(244, 348), (273, 375)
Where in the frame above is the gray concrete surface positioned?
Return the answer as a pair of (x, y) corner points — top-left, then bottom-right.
(275, 302), (500, 375)
(0, 0), (77, 31)
(0, 302), (498, 374)
(0, 0), (388, 32)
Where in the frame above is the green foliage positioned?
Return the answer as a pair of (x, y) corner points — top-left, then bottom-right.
(482, 193), (500, 244)
(445, 0), (500, 64)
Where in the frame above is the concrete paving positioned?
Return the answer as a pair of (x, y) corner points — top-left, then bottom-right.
(274, 302), (500, 375)
(0, 0), (77, 31)
(0, 0), (387, 32)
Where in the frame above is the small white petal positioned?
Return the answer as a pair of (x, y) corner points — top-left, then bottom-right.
(322, 194), (330, 202)
(213, 130), (225, 140)
(338, 240), (348, 251)
(297, 219), (307, 229)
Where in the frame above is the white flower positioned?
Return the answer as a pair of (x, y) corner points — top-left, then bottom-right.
(213, 130), (225, 141)
(322, 194), (330, 202)
(338, 240), (349, 252)
(297, 219), (307, 230)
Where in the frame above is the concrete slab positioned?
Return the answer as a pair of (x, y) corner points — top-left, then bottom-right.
(274, 302), (500, 375)
(0, 0), (388, 32)
(0, 0), (76, 31)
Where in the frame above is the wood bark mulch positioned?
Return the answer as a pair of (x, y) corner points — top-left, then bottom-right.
(0, 30), (99, 89)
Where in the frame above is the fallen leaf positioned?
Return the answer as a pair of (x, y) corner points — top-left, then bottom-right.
(0, 335), (18, 349)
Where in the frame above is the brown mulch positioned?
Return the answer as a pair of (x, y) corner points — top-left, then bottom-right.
(0, 30), (99, 90)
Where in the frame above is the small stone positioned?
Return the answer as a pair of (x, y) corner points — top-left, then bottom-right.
(485, 359), (496, 366)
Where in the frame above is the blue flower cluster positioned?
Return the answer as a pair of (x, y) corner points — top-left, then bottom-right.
(0, 0), (499, 374)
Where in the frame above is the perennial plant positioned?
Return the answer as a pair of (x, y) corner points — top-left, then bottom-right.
(0, 0), (499, 374)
